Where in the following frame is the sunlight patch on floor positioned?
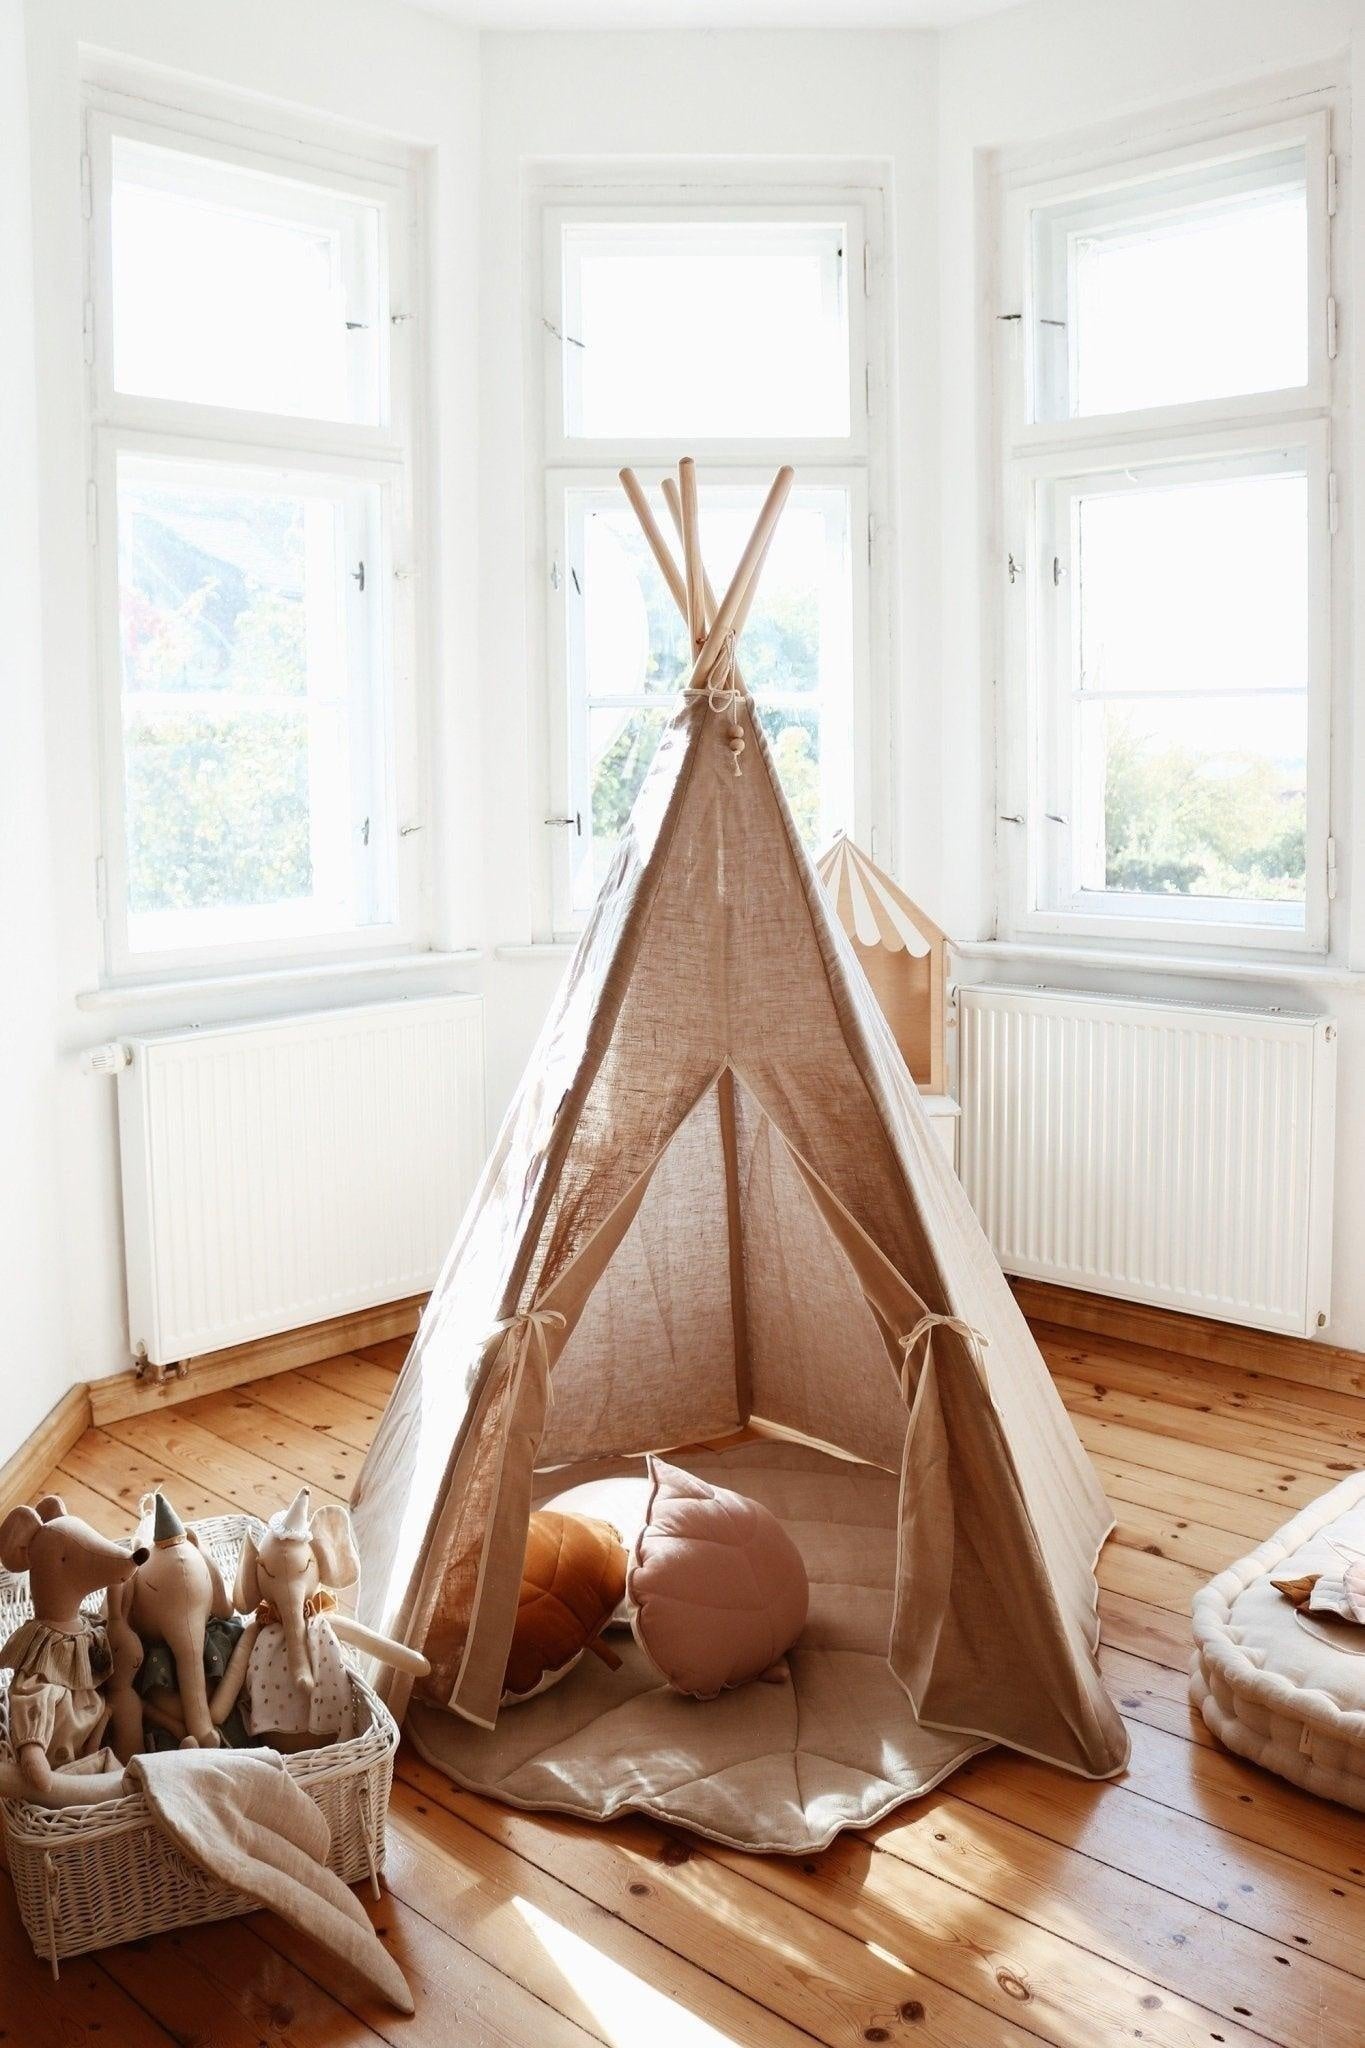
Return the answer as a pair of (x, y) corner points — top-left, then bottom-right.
(512, 1893), (744, 2046)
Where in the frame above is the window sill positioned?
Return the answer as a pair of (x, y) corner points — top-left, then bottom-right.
(76, 947), (483, 1012)
(954, 937), (1360, 990)
(494, 942), (579, 962)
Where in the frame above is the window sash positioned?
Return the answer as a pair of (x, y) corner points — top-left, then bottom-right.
(1001, 109), (1332, 452)
(88, 108), (411, 462)
(540, 200), (870, 467)
(85, 97), (424, 980)
(535, 175), (887, 940)
(1004, 421), (1331, 954)
(544, 463), (873, 936)
(996, 104), (1337, 958)
(94, 428), (421, 977)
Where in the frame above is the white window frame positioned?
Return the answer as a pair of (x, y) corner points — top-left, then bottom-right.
(84, 87), (427, 983)
(995, 98), (1341, 957)
(534, 178), (891, 939)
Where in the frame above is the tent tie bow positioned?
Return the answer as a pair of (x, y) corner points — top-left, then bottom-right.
(899, 1311), (990, 1398)
(703, 633), (745, 777)
(488, 1308), (566, 1402)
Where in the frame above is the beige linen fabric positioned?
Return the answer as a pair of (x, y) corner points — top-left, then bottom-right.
(127, 1748), (413, 2012)
(351, 692), (1128, 1784)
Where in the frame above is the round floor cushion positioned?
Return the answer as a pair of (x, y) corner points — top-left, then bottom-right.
(1191, 1469), (1365, 1811)
(408, 1440), (988, 1854)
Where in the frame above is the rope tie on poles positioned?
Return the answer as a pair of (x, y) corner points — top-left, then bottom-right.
(703, 633), (745, 776)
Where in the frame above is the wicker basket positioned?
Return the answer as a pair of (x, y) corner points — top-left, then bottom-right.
(0, 1513), (399, 1976)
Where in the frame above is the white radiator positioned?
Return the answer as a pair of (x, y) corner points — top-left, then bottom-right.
(114, 996), (485, 1365)
(958, 985), (1336, 1337)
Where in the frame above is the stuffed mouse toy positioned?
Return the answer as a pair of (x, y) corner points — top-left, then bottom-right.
(0, 1495), (147, 1801)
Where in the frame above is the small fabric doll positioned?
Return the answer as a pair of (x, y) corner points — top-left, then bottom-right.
(210, 1488), (428, 1751)
(137, 1614), (252, 1750)
(0, 1496), (147, 1799)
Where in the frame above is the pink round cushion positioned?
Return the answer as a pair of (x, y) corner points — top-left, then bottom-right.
(627, 1457), (809, 1699)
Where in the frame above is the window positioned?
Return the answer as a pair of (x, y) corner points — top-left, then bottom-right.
(540, 195), (881, 930)
(87, 102), (421, 975)
(998, 111), (1336, 951)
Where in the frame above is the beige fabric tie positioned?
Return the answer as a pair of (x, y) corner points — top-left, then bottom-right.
(487, 1307), (566, 1406)
(702, 633), (746, 776)
(899, 1310), (990, 1399)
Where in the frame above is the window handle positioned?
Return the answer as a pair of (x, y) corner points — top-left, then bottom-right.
(546, 811), (583, 836)
(1045, 812), (1068, 825)
(999, 813), (1025, 826)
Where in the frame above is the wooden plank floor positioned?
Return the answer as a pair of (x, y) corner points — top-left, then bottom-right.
(8, 1322), (1365, 2046)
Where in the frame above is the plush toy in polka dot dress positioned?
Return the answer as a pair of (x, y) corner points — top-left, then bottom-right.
(208, 1488), (428, 1751)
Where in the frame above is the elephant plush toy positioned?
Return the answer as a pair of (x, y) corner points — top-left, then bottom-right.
(210, 1487), (428, 1749)
(0, 1495), (147, 1802)
(129, 1492), (235, 1749)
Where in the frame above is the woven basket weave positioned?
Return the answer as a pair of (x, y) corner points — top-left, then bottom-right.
(0, 1512), (398, 1976)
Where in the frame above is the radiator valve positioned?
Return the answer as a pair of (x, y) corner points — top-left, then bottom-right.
(132, 1344), (190, 1386)
(86, 1041), (132, 1076)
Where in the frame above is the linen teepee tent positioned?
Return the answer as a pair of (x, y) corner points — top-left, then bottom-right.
(350, 460), (1128, 1841)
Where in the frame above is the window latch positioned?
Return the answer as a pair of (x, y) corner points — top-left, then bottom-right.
(998, 813), (1025, 826)
(546, 811), (583, 836)
(352, 561), (366, 592)
(542, 316), (586, 350)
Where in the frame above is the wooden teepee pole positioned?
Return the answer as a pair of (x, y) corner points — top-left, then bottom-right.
(678, 457), (706, 655)
(661, 475), (746, 695)
(617, 468), (687, 619)
(685, 466), (794, 691)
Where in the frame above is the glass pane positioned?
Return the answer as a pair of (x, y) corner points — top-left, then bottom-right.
(111, 137), (384, 422)
(124, 706), (311, 922)
(754, 704), (823, 846)
(686, 492), (849, 700)
(569, 485), (852, 700)
(565, 483), (855, 916)
(577, 501), (690, 697)
(562, 222), (849, 438)
(1031, 145), (1308, 420)
(1080, 694), (1306, 906)
(1077, 470), (1308, 698)
(117, 455), (385, 953)
(576, 705), (672, 910)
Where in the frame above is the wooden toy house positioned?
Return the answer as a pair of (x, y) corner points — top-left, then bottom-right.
(817, 832), (949, 1096)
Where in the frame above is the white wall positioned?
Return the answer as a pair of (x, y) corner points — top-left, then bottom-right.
(0, 0), (70, 1454)
(8, 0), (1365, 1466)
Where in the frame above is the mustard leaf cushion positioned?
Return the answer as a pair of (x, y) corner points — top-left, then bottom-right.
(627, 1457), (809, 1699)
(503, 1511), (627, 1706)
(539, 1476), (652, 1624)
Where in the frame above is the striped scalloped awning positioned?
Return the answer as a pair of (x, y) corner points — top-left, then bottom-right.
(816, 833), (942, 958)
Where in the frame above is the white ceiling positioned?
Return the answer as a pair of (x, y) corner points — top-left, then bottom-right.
(409, 0), (1024, 28)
